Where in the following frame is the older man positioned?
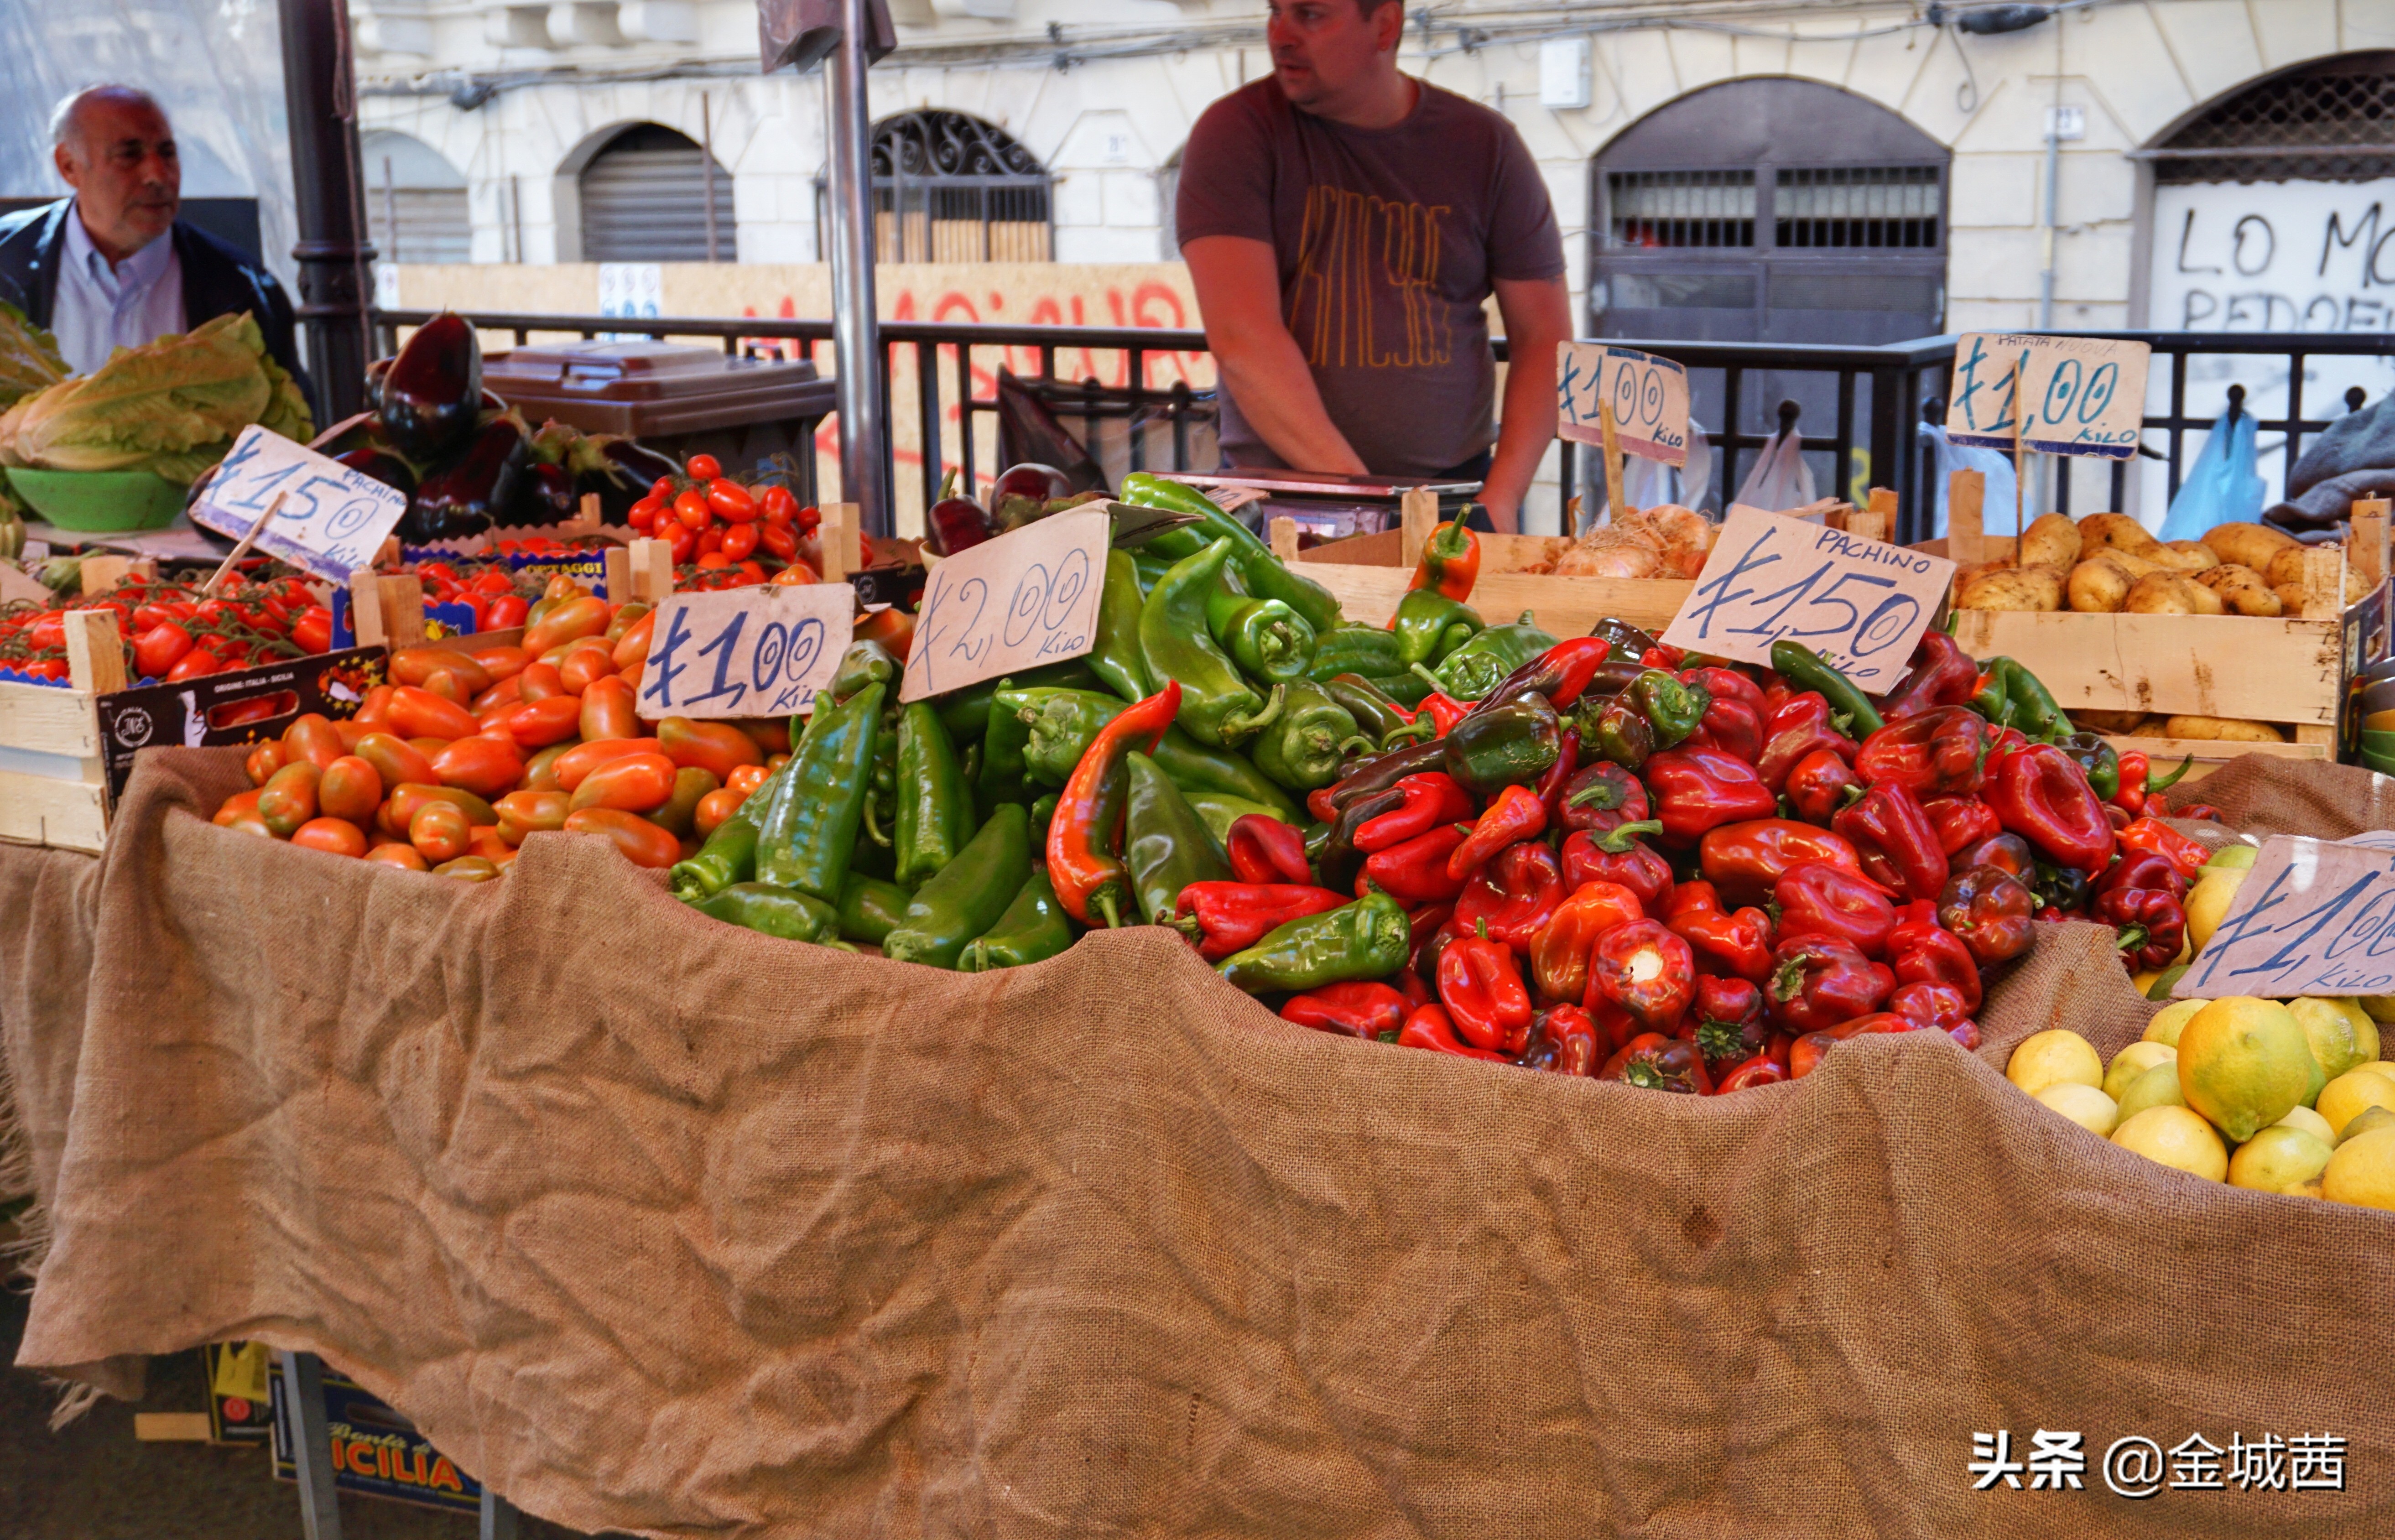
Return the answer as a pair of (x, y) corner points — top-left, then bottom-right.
(0, 84), (307, 390)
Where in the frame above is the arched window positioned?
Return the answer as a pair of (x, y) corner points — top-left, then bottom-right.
(579, 124), (735, 263)
(828, 111), (1050, 262)
(2148, 51), (2395, 185)
(359, 130), (469, 264)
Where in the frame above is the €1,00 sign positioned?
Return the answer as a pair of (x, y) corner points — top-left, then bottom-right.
(1554, 342), (1691, 467)
(1661, 507), (1955, 692)
(2171, 836), (2395, 1000)
(637, 583), (854, 720)
(1944, 333), (2153, 460)
(189, 425), (410, 580)
(900, 507), (1108, 702)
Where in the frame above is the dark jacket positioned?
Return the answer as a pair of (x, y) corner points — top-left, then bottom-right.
(0, 198), (312, 403)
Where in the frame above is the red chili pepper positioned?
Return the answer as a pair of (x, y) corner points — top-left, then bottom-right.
(2095, 886), (2188, 972)
(1600, 1031), (1713, 1094)
(1585, 919), (1695, 1048)
(1560, 820), (1674, 911)
(1439, 931), (1536, 1053)
(1785, 747), (1864, 825)
(1887, 911), (1982, 1011)
(1682, 974), (1769, 1077)
(1558, 762), (1650, 834)
(1789, 1012), (1921, 1078)
(1225, 813), (1312, 885)
(2112, 749), (2150, 815)
(1640, 643), (1686, 671)
(1876, 631), (1981, 721)
(1936, 864), (2036, 966)
(1174, 881), (1352, 962)
(1353, 773), (1474, 854)
(1663, 882), (1776, 984)
(1833, 781), (1951, 904)
(1452, 840), (1567, 949)
(1768, 936), (1895, 1034)
(2116, 816), (2210, 881)
(1281, 981), (1411, 1040)
(2094, 850), (2188, 902)
(1406, 901), (1455, 978)
(1521, 1003), (1602, 1075)
(1643, 747), (1777, 842)
(1986, 743), (2117, 874)
(2166, 802), (2223, 823)
(1516, 637), (1614, 709)
(1397, 1003), (1510, 1061)
(1418, 692), (1471, 738)
(1755, 691), (1859, 791)
(1776, 860), (1899, 957)
(1049, 681), (1180, 928)
(1918, 792), (2002, 857)
(1360, 823), (1472, 905)
(1407, 519), (1482, 602)
(1697, 818), (1866, 907)
(1446, 784), (1547, 879)
(1889, 980), (1972, 1028)
(1716, 1054), (1790, 1092)
(1529, 879), (1645, 1003)
(1855, 706), (1993, 796)
(1533, 728), (1580, 819)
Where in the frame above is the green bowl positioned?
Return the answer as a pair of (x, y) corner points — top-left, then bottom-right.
(2362, 751), (2395, 778)
(2362, 728), (2395, 757)
(5, 467), (185, 531)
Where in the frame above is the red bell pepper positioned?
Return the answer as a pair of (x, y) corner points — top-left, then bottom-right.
(1919, 792), (2002, 857)
(1175, 882), (1352, 962)
(1786, 748), (1864, 826)
(1644, 747), (1777, 842)
(1682, 665), (1769, 718)
(1398, 967), (1435, 1011)
(1833, 781), (1950, 903)
(1876, 631), (1980, 721)
(1683, 973), (1769, 1076)
(1446, 783), (1547, 879)
(1775, 860), (1898, 957)
(1696, 818), (1866, 907)
(1529, 879), (1645, 1003)
(1986, 743), (2117, 874)
(1453, 841), (1568, 949)
(1417, 692), (1471, 738)
(1789, 1012), (1920, 1078)
(1439, 931), (1536, 1053)
(1397, 1003), (1509, 1061)
(1559, 762), (1650, 833)
(1936, 864), (2036, 966)
(1407, 519), (1481, 601)
(1663, 882), (1775, 984)
(1561, 821), (1675, 911)
(2161, 801), (2223, 823)
(1226, 813), (1311, 885)
(1685, 694), (1765, 763)
(1601, 1031), (1714, 1093)
(2116, 816), (2211, 881)
(1406, 902), (1455, 980)
(1887, 911), (1982, 1011)
(1585, 919), (1695, 1046)
(1889, 980), (1972, 1028)
(1768, 936), (1895, 1034)
(1955, 831), (2036, 881)
(1281, 982), (1410, 1039)
(2095, 885), (2187, 972)
(1360, 824), (1471, 905)
(1521, 1003), (1601, 1075)
(1755, 692), (1859, 791)
(1716, 1054), (1790, 1092)
(1855, 706), (1992, 796)
(1353, 773), (1475, 854)
(2094, 849), (2188, 902)
(1641, 643), (1686, 670)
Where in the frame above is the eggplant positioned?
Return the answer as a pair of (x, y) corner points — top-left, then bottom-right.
(377, 312), (483, 460)
(569, 434), (680, 524)
(334, 447), (419, 504)
(513, 460), (579, 526)
(401, 417), (525, 544)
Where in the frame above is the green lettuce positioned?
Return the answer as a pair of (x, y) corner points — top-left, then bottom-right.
(0, 301), (68, 408)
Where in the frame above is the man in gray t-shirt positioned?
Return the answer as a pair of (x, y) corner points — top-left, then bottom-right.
(1176, 0), (1569, 531)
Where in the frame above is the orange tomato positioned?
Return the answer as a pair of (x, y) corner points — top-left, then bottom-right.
(521, 595), (612, 655)
(542, 574), (586, 604)
(562, 807), (682, 868)
(432, 855), (501, 882)
(725, 763), (770, 798)
(318, 756), (385, 823)
(469, 674), (526, 716)
(693, 786), (745, 838)
(656, 717), (765, 781)
(392, 645), (492, 693)
(568, 750), (677, 814)
(354, 684), (399, 730)
(282, 713), (345, 770)
(856, 606), (914, 661)
(352, 732), (436, 792)
(380, 783), (500, 839)
(223, 811), (276, 838)
(516, 661), (567, 702)
(256, 761), (321, 836)
(214, 788), (265, 827)
(364, 843), (431, 871)
(552, 737), (650, 791)
(616, 654), (644, 692)
(610, 609), (657, 671)
(500, 694), (584, 749)
(494, 789), (570, 845)
(468, 644), (531, 682)
(335, 719), (373, 751)
(422, 668), (474, 706)
(430, 733), (526, 798)
(291, 817), (368, 858)
(245, 740), (290, 787)
(470, 827), (514, 861)
(770, 561), (817, 586)
(740, 718), (791, 755)
(388, 686), (481, 741)
(556, 645), (616, 695)
(409, 799), (473, 863)
(521, 742), (574, 793)
(407, 736), (453, 759)
(580, 675), (639, 742)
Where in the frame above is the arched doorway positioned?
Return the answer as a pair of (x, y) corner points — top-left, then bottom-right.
(830, 111), (1051, 262)
(359, 130), (469, 264)
(578, 124), (735, 263)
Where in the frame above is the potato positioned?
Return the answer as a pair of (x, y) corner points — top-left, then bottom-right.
(2273, 568), (2364, 615)
(2201, 520), (2297, 572)
(1958, 566), (2064, 612)
(2192, 563), (2283, 616)
(2153, 540), (2220, 574)
(2067, 556), (2135, 613)
(2162, 715), (2285, 743)
(2265, 546), (2312, 588)
(2018, 513), (2082, 568)
(2072, 708), (2152, 734)
(2125, 572), (2223, 614)
(2079, 513), (2163, 558)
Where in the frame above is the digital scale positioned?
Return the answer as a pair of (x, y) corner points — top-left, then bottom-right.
(1165, 469), (1482, 542)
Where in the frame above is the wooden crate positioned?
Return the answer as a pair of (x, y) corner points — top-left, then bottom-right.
(0, 610), (126, 853)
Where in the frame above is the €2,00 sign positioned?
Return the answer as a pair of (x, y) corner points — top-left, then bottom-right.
(900, 506), (1108, 703)
(1944, 333), (2154, 460)
(1660, 506), (1956, 692)
(1555, 342), (1691, 467)
(189, 425), (410, 580)
(637, 583), (854, 720)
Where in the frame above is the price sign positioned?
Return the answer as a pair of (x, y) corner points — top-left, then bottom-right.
(1556, 341), (1690, 466)
(1944, 333), (2152, 460)
(900, 506), (1107, 703)
(637, 583), (853, 720)
(1660, 506), (1955, 692)
(2173, 836), (2395, 999)
(189, 425), (409, 580)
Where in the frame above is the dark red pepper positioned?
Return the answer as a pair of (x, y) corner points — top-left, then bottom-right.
(1716, 1054), (1790, 1092)
(1226, 813), (1312, 885)
(1919, 792), (2002, 857)
(1936, 864), (2036, 966)
(1855, 706), (1992, 796)
(1175, 882), (1353, 962)
(1445, 783), (1547, 879)
(1643, 747), (1777, 842)
(1785, 747), (1864, 825)
(1789, 1012), (1920, 1078)
(1697, 818), (1867, 907)
(1876, 631), (1981, 721)
(2095, 886), (2187, 972)
(1533, 729), (1581, 820)
(1397, 1003), (1509, 1061)
(1684, 694), (1765, 763)
(1561, 821), (1674, 911)
(1833, 781), (1950, 904)
(1985, 743), (2117, 873)
(1281, 982), (1410, 1039)
(1768, 936), (1895, 1034)
(1481, 636), (1614, 712)
(1755, 692), (1859, 792)
(1775, 860), (1899, 957)
(1663, 881), (1775, 984)
(1521, 1003), (1601, 1075)
(1585, 919), (1695, 1048)
(1559, 762), (1650, 834)
(1600, 1031), (1714, 1094)
(1453, 841), (1568, 949)
(1352, 773), (1474, 855)
(1954, 831), (2036, 881)
(1682, 973), (1770, 1076)
(1887, 911), (1982, 1011)
(1889, 980), (1972, 1028)
(1360, 824), (1472, 905)
(2093, 850), (2188, 902)
(1439, 931), (1536, 1053)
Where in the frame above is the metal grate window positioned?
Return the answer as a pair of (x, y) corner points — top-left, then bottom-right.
(581, 125), (735, 263)
(1606, 171), (1755, 249)
(2153, 51), (2395, 183)
(827, 110), (1053, 263)
(1774, 166), (1940, 249)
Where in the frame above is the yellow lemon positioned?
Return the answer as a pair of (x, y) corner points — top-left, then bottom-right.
(2114, 1061), (2188, 1124)
(2316, 1068), (2395, 1138)
(2351, 1061), (2395, 1084)
(2036, 1082), (2119, 1136)
(2357, 996), (2395, 1025)
(2276, 1105), (2336, 1144)
(2339, 1106), (2395, 1145)
(2288, 997), (2378, 1083)
(2321, 1125), (2395, 1210)
(2184, 869), (2248, 953)
(2008, 1029), (2103, 1098)
(2176, 997), (2317, 1141)
(2104, 1041), (2177, 1102)
(2112, 1106), (2229, 1181)
(2228, 1125), (2334, 1194)
(2203, 844), (2258, 871)
(2144, 998), (2208, 1047)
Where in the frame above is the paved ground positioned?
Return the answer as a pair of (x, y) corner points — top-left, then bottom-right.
(0, 1283), (591, 1540)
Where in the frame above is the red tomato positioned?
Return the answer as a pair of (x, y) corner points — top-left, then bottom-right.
(354, 685), (399, 730)
(562, 807), (682, 869)
(471, 570), (514, 597)
(720, 522), (759, 561)
(696, 525), (724, 557)
(389, 686), (483, 741)
(410, 801), (473, 864)
(657, 717), (765, 781)
(760, 484), (799, 527)
(494, 790), (570, 845)
(485, 595), (530, 630)
(214, 788), (265, 827)
(665, 523), (697, 565)
(694, 786), (745, 837)
(683, 453), (722, 481)
(256, 762), (322, 837)
(516, 662), (567, 702)
(628, 499), (659, 533)
(365, 843), (431, 871)
(282, 713), (346, 770)
(392, 645), (492, 692)
(580, 676), (639, 742)
(317, 757), (385, 823)
(708, 478), (758, 523)
(291, 607), (334, 654)
(470, 675), (525, 717)
(695, 551), (732, 570)
(675, 490), (713, 532)
(468, 644), (530, 681)
(291, 817), (368, 858)
(430, 734), (526, 798)
(758, 522), (798, 562)
(769, 560), (816, 586)
(552, 737), (651, 792)
(568, 751), (677, 814)
(133, 622), (193, 677)
(521, 595), (611, 655)
(245, 741), (290, 788)
(556, 645), (617, 695)
(502, 695), (584, 749)
(167, 649), (226, 682)
(350, 733), (432, 795)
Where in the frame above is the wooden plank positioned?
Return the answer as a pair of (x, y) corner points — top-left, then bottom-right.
(1266, 517), (1299, 562)
(63, 611), (125, 696)
(1398, 489), (1438, 570)
(1296, 530), (1404, 569)
(1947, 470), (1985, 565)
(628, 538), (674, 604)
(1950, 609), (2343, 725)
(1306, 561), (1693, 634)
(821, 503), (863, 583)
(2099, 736), (2331, 788)
(79, 555), (154, 595)
(133, 1413), (214, 1442)
(0, 679), (101, 758)
(604, 544), (633, 601)
(0, 766), (107, 853)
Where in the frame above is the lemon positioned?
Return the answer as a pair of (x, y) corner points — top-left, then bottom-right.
(2112, 1106), (2229, 1181)
(2144, 998), (2208, 1047)
(2184, 868), (2248, 953)
(2357, 996), (2395, 1025)
(2114, 1061), (2189, 1124)
(2104, 1041), (2177, 1102)
(2277, 1105), (2336, 1144)
(2316, 1067), (2395, 1138)
(2321, 1125), (2395, 1210)
(2204, 844), (2258, 871)
(2130, 969), (2161, 997)
(2036, 1082), (2119, 1135)
(2351, 1061), (2395, 1084)
(2008, 1029), (2103, 1098)
(2288, 997), (2378, 1083)
(2339, 1105), (2395, 1145)
(2176, 998), (2317, 1141)
(2228, 1125), (2334, 1194)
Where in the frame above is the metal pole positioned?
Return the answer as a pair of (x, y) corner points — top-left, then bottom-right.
(824, 0), (889, 536)
(2037, 123), (2059, 513)
(701, 95), (719, 264)
(278, 1350), (344, 1540)
(277, 0), (375, 421)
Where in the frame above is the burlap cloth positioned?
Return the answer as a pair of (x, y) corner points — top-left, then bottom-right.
(2, 748), (2391, 1537)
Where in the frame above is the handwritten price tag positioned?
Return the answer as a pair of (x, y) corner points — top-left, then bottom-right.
(2172, 836), (2395, 999)
(189, 425), (409, 580)
(1556, 342), (1690, 466)
(900, 506), (1106, 703)
(1944, 333), (2153, 460)
(637, 583), (854, 720)
(1660, 506), (1954, 692)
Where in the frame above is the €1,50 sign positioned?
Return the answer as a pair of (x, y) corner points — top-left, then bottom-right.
(1944, 333), (2153, 460)
(189, 425), (410, 580)
(1661, 506), (1955, 692)
(638, 583), (854, 720)
(900, 506), (1108, 702)
(1555, 342), (1691, 467)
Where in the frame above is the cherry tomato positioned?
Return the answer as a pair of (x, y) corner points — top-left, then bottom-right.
(562, 807), (682, 869)
(365, 843), (431, 871)
(758, 522), (799, 562)
(213, 788), (265, 828)
(245, 741), (290, 788)
(502, 694), (584, 749)
(256, 762), (322, 837)
(389, 685), (483, 741)
(291, 607), (334, 654)
(133, 622), (193, 677)
(485, 594), (531, 630)
(410, 800), (473, 864)
(707, 478), (758, 523)
(318, 755), (385, 823)
(696, 525), (725, 557)
(352, 733), (436, 791)
(629, 499), (659, 533)
(719, 521), (759, 561)
(769, 560), (816, 586)
(760, 484), (799, 527)
(675, 490), (713, 532)
(167, 649), (225, 682)
(684, 453), (722, 482)
(568, 750), (677, 814)
(693, 786), (746, 838)
(552, 737), (651, 791)
(695, 551), (732, 570)
(665, 523), (697, 565)
(291, 817), (368, 858)
(580, 676), (639, 742)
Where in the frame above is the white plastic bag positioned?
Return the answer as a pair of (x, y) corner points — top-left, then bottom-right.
(1621, 417), (1714, 516)
(1731, 426), (1816, 512)
(1916, 422), (2019, 537)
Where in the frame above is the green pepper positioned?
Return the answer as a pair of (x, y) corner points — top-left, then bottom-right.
(755, 680), (882, 901)
(1217, 890), (1411, 994)
(1307, 624), (1410, 683)
(836, 871), (912, 946)
(958, 865), (1077, 972)
(1769, 641), (1885, 739)
(893, 702), (978, 887)
(1442, 691), (1562, 797)
(693, 881), (841, 944)
(1390, 588), (1484, 668)
(883, 801), (1033, 969)
(828, 640), (899, 705)
(1357, 670), (1431, 708)
(1207, 590), (1316, 686)
(1006, 685), (1300, 818)
(1320, 674), (1432, 748)
(1626, 668), (1708, 750)
(1183, 791), (1293, 847)
(1969, 657), (2020, 729)
(1153, 730), (1302, 821)
(1421, 612), (1557, 700)
(2002, 659), (2073, 743)
(1088, 548), (1153, 702)
(1029, 791), (1058, 846)
(1592, 695), (1655, 770)
(668, 756), (786, 900)
(1249, 679), (1367, 791)
(1139, 536), (1285, 747)
(1124, 751), (1234, 924)
(2057, 731), (2121, 801)
(1119, 472), (1345, 636)
(1131, 549), (1176, 596)
(977, 678), (1034, 817)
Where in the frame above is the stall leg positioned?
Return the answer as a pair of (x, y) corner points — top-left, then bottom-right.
(278, 1350), (344, 1540)
(480, 1487), (521, 1540)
